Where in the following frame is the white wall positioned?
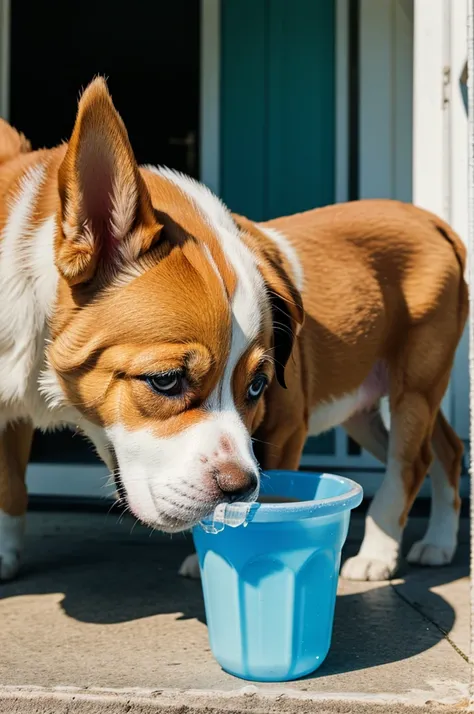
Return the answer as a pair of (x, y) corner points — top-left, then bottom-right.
(304, 0), (417, 490)
(413, 0), (469, 442)
(448, 0), (469, 444)
(358, 0), (469, 445)
(351, 0), (469, 498)
(359, 0), (413, 201)
(412, 0), (446, 216)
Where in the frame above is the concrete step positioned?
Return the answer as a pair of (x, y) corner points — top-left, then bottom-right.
(0, 511), (470, 713)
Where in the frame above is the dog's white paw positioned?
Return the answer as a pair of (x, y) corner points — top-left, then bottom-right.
(341, 555), (398, 581)
(0, 511), (25, 581)
(407, 540), (456, 566)
(179, 553), (201, 579)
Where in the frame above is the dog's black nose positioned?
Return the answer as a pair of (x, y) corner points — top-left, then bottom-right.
(216, 463), (258, 499)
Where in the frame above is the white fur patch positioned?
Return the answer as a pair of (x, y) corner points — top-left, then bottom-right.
(0, 165), (68, 430)
(110, 172), (138, 241)
(257, 224), (304, 293)
(0, 162), (87, 435)
(0, 165), (47, 405)
(309, 392), (366, 436)
(106, 410), (259, 531)
(38, 362), (67, 411)
(0, 510), (25, 580)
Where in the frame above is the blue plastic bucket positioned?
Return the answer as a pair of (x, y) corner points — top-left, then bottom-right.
(193, 470), (363, 682)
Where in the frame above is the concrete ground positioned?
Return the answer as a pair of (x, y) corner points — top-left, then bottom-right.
(0, 507), (470, 713)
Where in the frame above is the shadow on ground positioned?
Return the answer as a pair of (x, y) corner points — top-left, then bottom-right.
(316, 521), (469, 678)
(1, 509), (469, 680)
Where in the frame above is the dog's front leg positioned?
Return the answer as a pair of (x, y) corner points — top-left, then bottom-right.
(342, 390), (437, 581)
(0, 420), (33, 580)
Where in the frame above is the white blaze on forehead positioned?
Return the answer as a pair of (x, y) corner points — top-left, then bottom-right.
(145, 167), (267, 408)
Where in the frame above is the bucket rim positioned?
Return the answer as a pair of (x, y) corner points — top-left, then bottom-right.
(197, 470), (363, 527)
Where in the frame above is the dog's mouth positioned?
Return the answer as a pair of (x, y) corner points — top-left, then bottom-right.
(152, 486), (260, 533)
(108, 460), (213, 530)
(108, 446), (260, 531)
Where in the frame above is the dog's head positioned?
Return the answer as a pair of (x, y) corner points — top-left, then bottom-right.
(46, 78), (304, 531)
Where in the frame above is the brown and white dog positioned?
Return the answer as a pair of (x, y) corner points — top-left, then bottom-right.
(0, 79), (467, 583)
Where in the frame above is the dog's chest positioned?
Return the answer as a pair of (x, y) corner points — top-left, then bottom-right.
(0, 165), (70, 430)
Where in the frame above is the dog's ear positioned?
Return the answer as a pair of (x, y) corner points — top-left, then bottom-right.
(259, 257), (304, 388)
(232, 214), (304, 388)
(56, 77), (161, 285)
(232, 213), (304, 388)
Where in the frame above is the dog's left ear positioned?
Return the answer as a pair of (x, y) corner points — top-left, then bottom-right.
(258, 256), (304, 388)
(56, 77), (160, 285)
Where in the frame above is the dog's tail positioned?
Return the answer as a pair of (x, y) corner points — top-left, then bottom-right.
(432, 215), (469, 340)
(433, 216), (467, 278)
(0, 118), (31, 166)
(412, 205), (469, 340)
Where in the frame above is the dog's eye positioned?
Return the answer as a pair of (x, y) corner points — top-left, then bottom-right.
(247, 373), (268, 401)
(145, 371), (184, 397)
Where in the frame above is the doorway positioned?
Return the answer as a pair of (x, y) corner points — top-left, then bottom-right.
(10, 0), (200, 173)
(9, 0), (201, 471)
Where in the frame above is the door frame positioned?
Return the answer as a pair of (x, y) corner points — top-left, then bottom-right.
(200, 0), (220, 193)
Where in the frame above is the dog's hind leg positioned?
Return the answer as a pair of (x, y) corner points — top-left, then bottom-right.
(343, 406), (389, 464)
(342, 315), (458, 581)
(342, 393), (435, 580)
(343, 403), (462, 571)
(0, 420), (33, 580)
(407, 409), (462, 565)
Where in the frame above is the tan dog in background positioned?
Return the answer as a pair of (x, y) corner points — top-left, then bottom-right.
(0, 78), (467, 583)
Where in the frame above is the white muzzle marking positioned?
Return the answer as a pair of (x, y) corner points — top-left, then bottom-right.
(106, 410), (259, 531)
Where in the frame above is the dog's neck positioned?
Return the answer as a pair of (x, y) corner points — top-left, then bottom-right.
(0, 162), (60, 428)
